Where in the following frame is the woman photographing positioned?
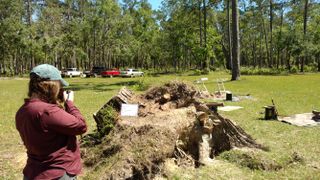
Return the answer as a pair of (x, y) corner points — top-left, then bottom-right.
(16, 64), (87, 180)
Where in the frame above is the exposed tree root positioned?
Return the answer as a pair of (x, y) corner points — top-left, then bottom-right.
(81, 81), (265, 179)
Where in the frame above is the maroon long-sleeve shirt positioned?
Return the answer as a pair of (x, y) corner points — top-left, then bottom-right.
(16, 98), (87, 180)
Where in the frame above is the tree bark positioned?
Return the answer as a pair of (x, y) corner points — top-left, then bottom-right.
(277, 4), (284, 68)
(252, 38), (256, 67)
(227, 0), (232, 70)
(199, 0), (202, 47)
(203, 0), (209, 71)
(26, 0), (32, 26)
(286, 48), (291, 71)
(317, 55), (320, 72)
(258, 2), (269, 67)
(262, 16), (269, 67)
(259, 31), (263, 68)
(26, 0), (34, 69)
(301, 0), (309, 73)
(231, 0), (240, 80)
(269, 0), (273, 68)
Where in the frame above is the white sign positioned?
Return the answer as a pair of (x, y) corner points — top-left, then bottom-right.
(120, 104), (139, 117)
(200, 77), (208, 81)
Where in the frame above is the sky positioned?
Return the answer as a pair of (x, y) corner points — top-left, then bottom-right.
(119, 0), (162, 10)
(148, 0), (162, 10)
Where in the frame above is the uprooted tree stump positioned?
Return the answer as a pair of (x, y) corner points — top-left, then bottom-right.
(81, 81), (265, 179)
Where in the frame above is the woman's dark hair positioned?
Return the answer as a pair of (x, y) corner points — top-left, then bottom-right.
(28, 73), (61, 104)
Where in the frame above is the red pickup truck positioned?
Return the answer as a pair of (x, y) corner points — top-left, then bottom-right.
(101, 68), (120, 77)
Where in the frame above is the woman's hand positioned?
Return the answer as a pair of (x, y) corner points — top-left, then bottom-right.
(63, 90), (74, 102)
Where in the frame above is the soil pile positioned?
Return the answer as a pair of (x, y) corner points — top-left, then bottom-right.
(81, 81), (264, 179)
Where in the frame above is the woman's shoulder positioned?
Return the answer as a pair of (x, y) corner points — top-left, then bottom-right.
(21, 98), (61, 114)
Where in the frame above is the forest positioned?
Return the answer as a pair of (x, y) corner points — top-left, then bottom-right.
(0, 0), (319, 77)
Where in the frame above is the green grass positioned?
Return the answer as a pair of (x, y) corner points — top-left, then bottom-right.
(1, 72), (320, 179)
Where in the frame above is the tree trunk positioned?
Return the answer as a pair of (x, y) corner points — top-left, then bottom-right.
(301, 0), (309, 73)
(26, 0), (32, 26)
(259, 31), (263, 68)
(199, 0), (202, 47)
(286, 49), (291, 71)
(258, 2), (269, 67)
(252, 39), (257, 67)
(26, 0), (34, 69)
(262, 18), (269, 67)
(317, 55), (320, 72)
(203, 0), (209, 71)
(14, 51), (18, 75)
(277, 4), (284, 68)
(31, 50), (35, 69)
(227, 0), (232, 70)
(231, 0), (240, 80)
(269, 0), (273, 68)
(93, 28), (96, 66)
(72, 49), (77, 68)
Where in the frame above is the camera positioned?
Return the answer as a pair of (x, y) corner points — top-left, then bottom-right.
(58, 89), (71, 102)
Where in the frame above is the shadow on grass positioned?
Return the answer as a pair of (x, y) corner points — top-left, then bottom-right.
(66, 80), (141, 92)
(67, 83), (113, 92)
(147, 71), (185, 77)
(107, 80), (141, 87)
(188, 72), (210, 76)
(222, 80), (233, 83)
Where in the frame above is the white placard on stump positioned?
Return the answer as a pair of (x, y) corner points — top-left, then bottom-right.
(120, 104), (139, 117)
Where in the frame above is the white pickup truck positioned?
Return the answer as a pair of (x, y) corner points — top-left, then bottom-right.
(62, 68), (83, 77)
(120, 69), (144, 77)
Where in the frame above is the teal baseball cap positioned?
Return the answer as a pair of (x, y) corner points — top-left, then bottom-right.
(30, 64), (69, 87)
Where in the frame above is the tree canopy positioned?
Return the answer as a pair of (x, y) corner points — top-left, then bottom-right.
(0, 0), (319, 76)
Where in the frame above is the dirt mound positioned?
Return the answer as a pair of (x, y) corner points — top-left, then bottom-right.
(136, 81), (199, 116)
(144, 81), (198, 104)
(81, 81), (265, 179)
(83, 124), (175, 179)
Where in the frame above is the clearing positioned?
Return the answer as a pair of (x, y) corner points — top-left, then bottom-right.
(0, 72), (320, 179)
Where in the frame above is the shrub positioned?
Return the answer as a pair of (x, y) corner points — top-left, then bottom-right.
(209, 65), (217, 71)
(191, 69), (202, 76)
(201, 69), (210, 75)
(304, 64), (317, 72)
(240, 67), (287, 75)
(132, 79), (149, 91)
(290, 66), (298, 73)
(191, 69), (210, 76)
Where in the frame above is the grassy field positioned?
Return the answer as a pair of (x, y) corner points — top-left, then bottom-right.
(1, 72), (320, 179)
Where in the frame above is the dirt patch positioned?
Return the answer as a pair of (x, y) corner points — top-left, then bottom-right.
(81, 81), (265, 179)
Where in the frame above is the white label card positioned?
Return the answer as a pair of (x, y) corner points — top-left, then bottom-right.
(120, 104), (139, 117)
(200, 77), (208, 81)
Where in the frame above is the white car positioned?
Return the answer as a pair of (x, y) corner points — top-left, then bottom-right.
(62, 68), (83, 77)
(120, 69), (144, 77)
